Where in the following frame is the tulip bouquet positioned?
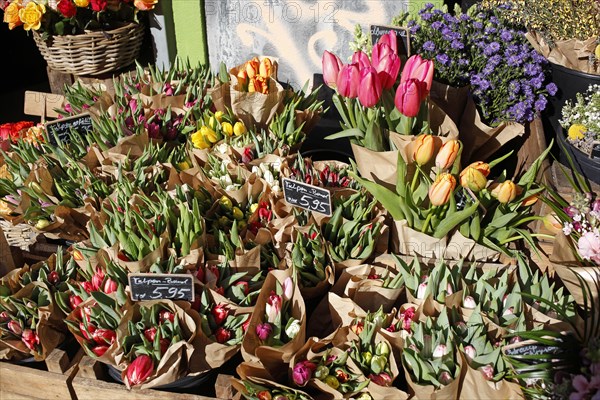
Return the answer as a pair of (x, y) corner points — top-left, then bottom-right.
(201, 261), (263, 307)
(402, 313), (462, 396)
(285, 154), (357, 190)
(323, 32), (435, 151)
(118, 301), (201, 389)
(2, 0), (158, 36)
(289, 225), (332, 296)
(0, 283), (65, 361)
(0, 121), (38, 151)
(194, 286), (250, 347)
(189, 110), (248, 151)
(233, 57), (275, 95)
(64, 292), (122, 360)
(235, 378), (313, 400)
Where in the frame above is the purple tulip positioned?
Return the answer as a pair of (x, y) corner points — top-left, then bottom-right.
(292, 361), (313, 386)
(255, 322), (273, 341)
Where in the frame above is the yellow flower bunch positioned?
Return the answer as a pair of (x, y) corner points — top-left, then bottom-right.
(190, 111), (247, 150)
(236, 57), (274, 94)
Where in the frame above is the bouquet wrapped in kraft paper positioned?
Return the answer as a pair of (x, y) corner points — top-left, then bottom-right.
(0, 282), (67, 361)
(211, 56), (286, 130)
(113, 300), (210, 390)
(231, 375), (314, 400)
(241, 269), (306, 376)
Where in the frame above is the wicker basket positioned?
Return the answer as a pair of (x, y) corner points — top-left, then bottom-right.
(33, 22), (144, 76)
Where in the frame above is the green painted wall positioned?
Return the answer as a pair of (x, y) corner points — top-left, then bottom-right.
(172, 0), (209, 65)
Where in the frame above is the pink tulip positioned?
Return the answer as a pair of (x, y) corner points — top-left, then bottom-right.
(395, 79), (422, 118)
(322, 50), (343, 89)
(92, 345), (109, 357)
(352, 50), (371, 69)
(337, 63), (360, 98)
(282, 277), (294, 301)
(292, 362), (313, 386)
(377, 30), (398, 55)
(103, 278), (117, 294)
(125, 355), (154, 386)
(464, 345), (477, 361)
(439, 371), (453, 385)
(358, 67), (383, 107)
(416, 281), (427, 300)
(21, 329), (39, 351)
(255, 322), (273, 341)
(91, 268), (105, 291)
(578, 231), (600, 264)
(373, 50), (400, 90)
(433, 344), (448, 358)
(400, 55), (434, 101)
(479, 364), (495, 381)
(265, 292), (282, 323)
(7, 320), (22, 335)
(463, 296), (476, 309)
(368, 372), (393, 386)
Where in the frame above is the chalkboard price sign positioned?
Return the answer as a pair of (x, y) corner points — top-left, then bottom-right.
(370, 25), (411, 57)
(504, 342), (562, 357)
(283, 178), (332, 216)
(45, 113), (93, 145)
(129, 273), (194, 301)
(591, 141), (600, 159)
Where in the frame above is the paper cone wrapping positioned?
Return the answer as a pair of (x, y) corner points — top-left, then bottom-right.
(0, 282), (66, 361)
(526, 31), (600, 75)
(459, 97), (525, 163)
(429, 81), (470, 128)
(403, 354), (462, 400)
(241, 270), (306, 369)
(115, 300), (209, 390)
(460, 352), (523, 399)
(391, 219), (447, 259)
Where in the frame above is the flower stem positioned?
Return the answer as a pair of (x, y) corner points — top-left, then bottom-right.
(498, 233), (554, 245)
(422, 208), (435, 234)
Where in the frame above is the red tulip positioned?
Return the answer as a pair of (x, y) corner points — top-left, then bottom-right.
(21, 329), (40, 351)
(125, 355), (154, 386)
(351, 50), (371, 70)
(92, 328), (116, 345)
(358, 67), (383, 107)
(400, 55), (434, 101)
(395, 80), (422, 117)
(159, 310), (175, 324)
(159, 338), (170, 355)
(47, 271), (60, 285)
(195, 267), (205, 283)
(235, 281), (249, 295)
(211, 304), (229, 326)
(92, 345), (109, 357)
(377, 30), (398, 55)
(215, 327), (231, 344)
(91, 268), (105, 291)
(242, 316), (251, 332)
(144, 327), (157, 342)
(369, 372), (393, 387)
(322, 50), (343, 89)
(0, 311), (9, 322)
(103, 278), (117, 294)
(8, 320), (22, 335)
(336, 63), (360, 98)
(81, 281), (94, 293)
(79, 322), (95, 340)
(372, 46), (401, 90)
(69, 295), (83, 310)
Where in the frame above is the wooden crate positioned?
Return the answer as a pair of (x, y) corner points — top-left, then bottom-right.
(71, 356), (235, 400)
(0, 346), (83, 400)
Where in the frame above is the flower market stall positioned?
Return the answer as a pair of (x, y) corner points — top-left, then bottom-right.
(1, 1), (599, 400)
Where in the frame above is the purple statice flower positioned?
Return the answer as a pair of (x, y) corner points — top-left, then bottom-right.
(421, 12), (433, 21)
(524, 62), (541, 77)
(500, 30), (513, 42)
(483, 42), (500, 56)
(534, 95), (548, 112)
(423, 41), (436, 51)
(473, 21), (483, 30)
(451, 40), (464, 50)
(546, 83), (558, 96)
(507, 55), (523, 67)
(431, 21), (443, 30)
(484, 26), (497, 35)
(436, 53), (450, 66)
(530, 75), (543, 89)
(443, 13), (458, 24)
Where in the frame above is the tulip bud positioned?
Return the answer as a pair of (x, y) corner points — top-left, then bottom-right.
(369, 372), (393, 387)
(256, 322), (273, 341)
(416, 282), (428, 299)
(351, 321), (364, 335)
(282, 277), (294, 301)
(464, 345), (477, 361)
(69, 295), (83, 310)
(285, 319), (301, 340)
(400, 55), (434, 101)
(376, 341), (390, 357)
(314, 365), (329, 380)
(479, 364), (495, 381)
(433, 344), (449, 358)
(21, 329), (40, 351)
(259, 58), (273, 78)
(491, 180), (520, 204)
(221, 122), (233, 136)
(439, 371), (453, 385)
(459, 162), (490, 192)
(428, 173), (456, 207)
(502, 306), (515, 317)
(91, 268), (105, 291)
(413, 134), (435, 165)
(103, 278), (117, 294)
(463, 296), (476, 309)
(8, 320), (22, 335)
(352, 50), (371, 69)
(435, 139), (460, 170)
(324, 375), (340, 389)
(266, 292), (282, 323)
(292, 362), (312, 386)
(0, 311), (9, 322)
(362, 351), (373, 365)
(234, 281), (250, 295)
(335, 368), (349, 383)
(159, 310), (175, 324)
(521, 194), (538, 207)
(322, 50), (343, 89)
(245, 57), (260, 79)
(355, 393), (374, 400)
(396, 79), (422, 121)
(237, 69), (248, 89)
(92, 345), (109, 357)
(159, 338), (170, 355)
(125, 355), (154, 386)
(47, 270), (60, 285)
(370, 354), (388, 374)
(211, 304), (229, 326)
(200, 125), (218, 144)
(144, 327), (157, 342)
(93, 328), (116, 345)
(35, 219), (51, 230)
(337, 63), (360, 98)
(543, 213), (562, 234)
(357, 67), (382, 108)
(215, 327), (231, 344)
(233, 121), (246, 136)
(257, 391), (272, 400)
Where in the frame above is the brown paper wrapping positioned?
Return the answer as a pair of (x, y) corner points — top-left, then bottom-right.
(429, 81), (470, 127)
(0, 223), (16, 275)
(0, 282), (66, 361)
(403, 354), (462, 400)
(391, 219), (448, 259)
(526, 31), (600, 75)
(460, 352), (523, 399)
(459, 97), (525, 163)
(241, 269), (306, 373)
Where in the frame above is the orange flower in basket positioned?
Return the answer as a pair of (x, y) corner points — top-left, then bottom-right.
(3, 1), (23, 30)
(133, 0), (157, 11)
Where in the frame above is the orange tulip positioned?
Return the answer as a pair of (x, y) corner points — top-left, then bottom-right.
(429, 173), (456, 206)
(245, 57), (260, 79)
(237, 69), (248, 90)
(259, 58), (273, 79)
(491, 180), (520, 204)
(435, 139), (460, 170)
(413, 134), (435, 166)
(459, 161), (490, 192)
(521, 194), (539, 207)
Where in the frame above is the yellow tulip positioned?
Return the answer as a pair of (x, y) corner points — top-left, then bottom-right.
(459, 161), (490, 192)
(3, 1), (23, 30)
(413, 134), (435, 166)
(596, 44), (600, 60)
(191, 130), (210, 149)
(214, 111), (224, 123)
(435, 139), (460, 170)
(200, 125), (218, 144)
(568, 124), (586, 141)
(233, 121), (246, 137)
(19, 1), (45, 31)
(222, 122), (233, 136)
(428, 173), (456, 206)
(74, 0), (90, 6)
(491, 180), (520, 204)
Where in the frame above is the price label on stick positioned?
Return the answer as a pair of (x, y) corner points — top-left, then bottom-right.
(282, 178), (332, 216)
(128, 273), (194, 301)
